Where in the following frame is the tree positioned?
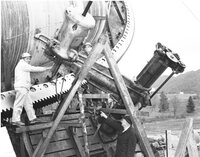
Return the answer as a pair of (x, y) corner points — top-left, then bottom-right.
(151, 94), (159, 112)
(186, 96), (195, 113)
(171, 96), (180, 117)
(159, 91), (169, 112)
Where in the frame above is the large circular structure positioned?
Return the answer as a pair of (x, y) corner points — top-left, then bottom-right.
(1, 0), (135, 124)
(1, 1), (135, 91)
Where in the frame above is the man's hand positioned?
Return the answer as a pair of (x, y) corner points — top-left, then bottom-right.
(100, 111), (108, 119)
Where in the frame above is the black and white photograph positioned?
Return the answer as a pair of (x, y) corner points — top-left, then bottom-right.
(1, 0), (200, 157)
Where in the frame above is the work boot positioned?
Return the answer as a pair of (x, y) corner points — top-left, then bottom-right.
(12, 121), (25, 126)
(30, 118), (47, 125)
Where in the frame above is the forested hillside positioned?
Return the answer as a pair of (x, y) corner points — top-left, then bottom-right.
(152, 69), (200, 94)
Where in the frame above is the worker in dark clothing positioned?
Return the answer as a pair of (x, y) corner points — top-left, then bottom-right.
(100, 111), (139, 157)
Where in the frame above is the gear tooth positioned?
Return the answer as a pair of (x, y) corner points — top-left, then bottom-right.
(1, 108), (13, 123)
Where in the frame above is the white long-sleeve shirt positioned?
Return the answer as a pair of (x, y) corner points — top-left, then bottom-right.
(14, 59), (48, 89)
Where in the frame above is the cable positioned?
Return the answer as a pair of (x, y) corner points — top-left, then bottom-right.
(181, 0), (200, 24)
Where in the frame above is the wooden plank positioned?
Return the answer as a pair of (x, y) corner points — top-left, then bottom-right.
(33, 34), (107, 157)
(79, 93), (90, 157)
(165, 130), (171, 157)
(30, 129), (104, 155)
(61, 113), (90, 121)
(80, 134), (105, 146)
(30, 134), (43, 145)
(59, 122), (82, 128)
(16, 121), (81, 133)
(33, 137), (44, 157)
(90, 149), (105, 156)
(22, 132), (33, 157)
(20, 115), (104, 156)
(31, 130), (73, 146)
(88, 143), (103, 152)
(16, 113), (85, 133)
(44, 149), (76, 157)
(104, 43), (155, 157)
(41, 139), (74, 154)
(20, 134), (26, 157)
(83, 93), (110, 99)
(30, 123), (104, 155)
(30, 124), (97, 145)
(175, 118), (193, 157)
(16, 122), (53, 133)
(100, 108), (127, 114)
(68, 127), (86, 157)
(187, 131), (199, 157)
(68, 129), (104, 156)
(30, 128), (95, 145)
(40, 113), (82, 120)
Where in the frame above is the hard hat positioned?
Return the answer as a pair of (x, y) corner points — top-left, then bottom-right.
(21, 52), (31, 58)
(84, 42), (92, 47)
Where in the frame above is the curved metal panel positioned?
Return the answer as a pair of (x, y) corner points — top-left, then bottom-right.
(1, 1), (29, 90)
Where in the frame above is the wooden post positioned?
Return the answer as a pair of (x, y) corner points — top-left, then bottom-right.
(104, 43), (155, 157)
(20, 134), (26, 157)
(104, 44), (154, 157)
(68, 127), (86, 157)
(166, 130), (175, 157)
(22, 132), (33, 157)
(78, 93), (90, 157)
(174, 118), (193, 157)
(32, 34), (107, 157)
(165, 130), (169, 157)
(187, 130), (199, 157)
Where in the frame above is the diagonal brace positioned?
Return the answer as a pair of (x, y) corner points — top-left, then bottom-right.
(104, 43), (155, 157)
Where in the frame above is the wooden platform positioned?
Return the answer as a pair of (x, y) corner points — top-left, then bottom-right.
(9, 113), (115, 157)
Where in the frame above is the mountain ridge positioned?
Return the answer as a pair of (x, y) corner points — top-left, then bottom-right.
(152, 69), (200, 94)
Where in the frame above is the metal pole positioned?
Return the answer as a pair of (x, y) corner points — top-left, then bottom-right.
(82, 1), (93, 17)
(165, 130), (168, 157)
(150, 71), (175, 98)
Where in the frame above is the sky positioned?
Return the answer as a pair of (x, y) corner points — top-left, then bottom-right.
(118, 0), (200, 79)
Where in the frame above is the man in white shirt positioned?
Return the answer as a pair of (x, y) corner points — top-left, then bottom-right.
(12, 52), (52, 126)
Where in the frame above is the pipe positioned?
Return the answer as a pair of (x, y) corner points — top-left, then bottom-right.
(82, 1), (93, 17)
(150, 71), (175, 98)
